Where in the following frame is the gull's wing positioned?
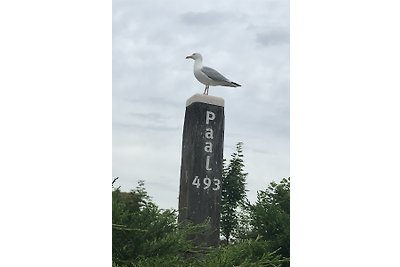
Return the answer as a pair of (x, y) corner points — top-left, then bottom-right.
(201, 66), (231, 83)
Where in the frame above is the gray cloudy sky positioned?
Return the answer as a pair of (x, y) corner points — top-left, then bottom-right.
(112, 0), (289, 209)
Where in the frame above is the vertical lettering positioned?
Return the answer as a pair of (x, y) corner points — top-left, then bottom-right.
(204, 141), (213, 153)
(205, 155), (212, 170)
(205, 128), (214, 139)
(206, 111), (216, 125)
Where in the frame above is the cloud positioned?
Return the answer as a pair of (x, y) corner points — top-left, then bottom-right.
(256, 28), (290, 46)
(179, 11), (245, 26)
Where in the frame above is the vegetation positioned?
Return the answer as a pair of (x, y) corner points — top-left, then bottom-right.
(221, 142), (248, 243)
(112, 142), (290, 266)
(248, 177), (290, 259)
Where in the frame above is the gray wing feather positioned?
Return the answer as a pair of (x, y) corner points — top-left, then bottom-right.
(201, 66), (231, 82)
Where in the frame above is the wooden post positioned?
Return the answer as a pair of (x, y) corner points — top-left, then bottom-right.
(178, 94), (224, 247)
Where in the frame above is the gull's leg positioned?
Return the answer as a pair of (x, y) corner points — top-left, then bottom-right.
(204, 85), (209, 95)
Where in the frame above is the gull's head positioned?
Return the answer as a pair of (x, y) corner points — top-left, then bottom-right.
(185, 53), (202, 61)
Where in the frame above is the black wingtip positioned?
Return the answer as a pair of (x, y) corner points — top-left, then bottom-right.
(231, 82), (241, 87)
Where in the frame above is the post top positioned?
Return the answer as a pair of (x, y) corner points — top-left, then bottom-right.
(186, 94), (225, 107)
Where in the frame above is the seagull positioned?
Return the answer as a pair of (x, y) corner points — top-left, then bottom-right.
(186, 53), (241, 95)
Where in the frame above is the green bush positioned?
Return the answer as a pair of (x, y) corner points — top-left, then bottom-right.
(112, 177), (290, 267)
(198, 239), (288, 267)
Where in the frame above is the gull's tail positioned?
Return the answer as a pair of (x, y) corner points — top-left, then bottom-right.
(230, 82), (241, 87)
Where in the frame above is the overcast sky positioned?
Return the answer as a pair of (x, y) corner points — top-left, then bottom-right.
(112, 0), (289, 209)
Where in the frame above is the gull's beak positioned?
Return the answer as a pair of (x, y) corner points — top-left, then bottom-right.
(186, 55), (192, 59)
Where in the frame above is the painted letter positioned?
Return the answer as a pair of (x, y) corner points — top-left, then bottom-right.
(205, 155), (212, 170)
(204, 141), (213, 153)
(212, 179), (221, 191)
(206, 111), (216, 125)
(205, 128), (214, 139)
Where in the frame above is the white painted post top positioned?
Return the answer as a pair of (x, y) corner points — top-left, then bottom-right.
(186, 94), (225, 107)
